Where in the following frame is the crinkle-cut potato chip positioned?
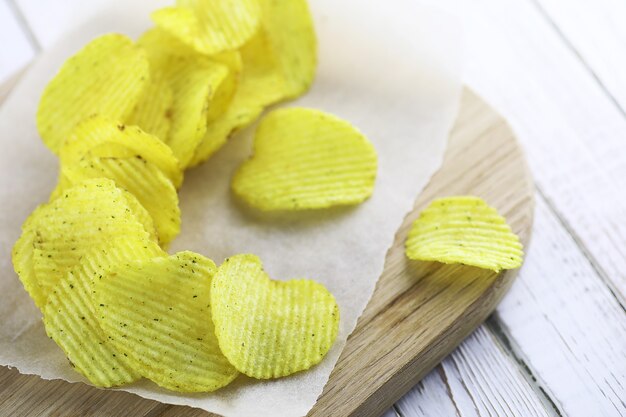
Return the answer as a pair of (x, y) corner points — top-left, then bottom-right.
(138, 30), (234, 168)
(211, 254), (339, 379)
(120, 189), (159, 244)
(43, 236), (165, 387)
(12, 178), (154, 308)
(54, 156), (180, 246)
(260, 0), (316, 99)
(405, 196), (524, 272)
(151, 0), (261, 55)
(232, 108), (378, 211)
(94, 252), (238, 392)
(37, 33), (149, 154)
(60, 115), (183, 188)
(126, 71), (173, 142)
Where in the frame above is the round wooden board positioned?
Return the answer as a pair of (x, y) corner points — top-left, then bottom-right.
(0, 88), (534, 417)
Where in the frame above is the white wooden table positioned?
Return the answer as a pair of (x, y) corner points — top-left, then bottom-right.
(1, 1), (625, 416)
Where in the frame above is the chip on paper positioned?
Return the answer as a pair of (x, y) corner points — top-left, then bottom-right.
(405, 196), (524, 272)
(37, 33), (149, 154)
(138, 29), (234, 168)
(54, 156), (181, 246)
(43, 237), (165, 387)
(211, 254), (339, 379)
(126, 71), (174, 142)
(232, 108), (377, 210)
(151, 0), (261, 55)
(60, 115), (183, 188)
(94, 252), (238, 392)
(12, 179), (154, 308)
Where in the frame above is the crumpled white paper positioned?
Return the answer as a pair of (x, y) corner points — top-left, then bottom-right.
(0, 1), (462, 416)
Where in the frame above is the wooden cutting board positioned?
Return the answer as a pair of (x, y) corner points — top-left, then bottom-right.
(0, 86), (534, 417)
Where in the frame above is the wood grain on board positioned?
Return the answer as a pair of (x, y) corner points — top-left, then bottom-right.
(0, 88), (534, 416)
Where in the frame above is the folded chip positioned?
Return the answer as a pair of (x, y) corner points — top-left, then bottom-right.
(232, 108), (377, 210)
(43, 236), (165, 387)
(405, 196), (524, 272)
(189, 0), (317, 166)
(126, 71), (174, 142)
(151, 0), (261, 55)
(37, 33), (149, 154)
(54, 156), (181, 246)
(59, 115), (183, 188)
(211, 254), (339, 379)
(94, 252), (238, 392)
(138, 28), (234, 168)
(12, 178), (156, 308)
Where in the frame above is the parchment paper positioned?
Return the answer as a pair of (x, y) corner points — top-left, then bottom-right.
(0, 1), (462, 416)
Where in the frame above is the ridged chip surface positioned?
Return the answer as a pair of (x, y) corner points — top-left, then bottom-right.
(94, 252), (238, 392)
(126, 71), (174, 142)
(405, 196), (524, 272)
(60, 115), (183, 188)
(232, 108), (377, 210)
(55, 156), (180, 246)
(211, 254), (339, 379)
(37, 34), (149, 154)
(12, 179), (154, 308)
(43, 237), (165, 387)
(151, 0), (261, 55)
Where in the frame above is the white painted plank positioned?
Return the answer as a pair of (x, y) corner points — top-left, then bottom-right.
(495, 196), (626, 417)
(414, 0), (626, 304)
(13, 0), (110, 48)
(0, 0), (36, 83)
(535, 0), (626, 111)
(396, 327), (553, 417)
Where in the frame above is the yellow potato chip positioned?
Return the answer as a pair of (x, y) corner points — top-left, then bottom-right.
(232, 108), (377, 210)
(60, 115), (183, 188)
(260, 0), (316, 99)
(126, 70), (174, 142)
(43, 236), (165, 387)
(138, 29), (234, 168)
(12, 179), (154, 308)
(55, 156), (180, 246)
(120, 189), (159, 244)
(37, 33), (149, 154)
(211, 254), (339, 379)
(405, 196), (524, 272)
(94, 252), (238, 392)
(151, 0), (261, 55)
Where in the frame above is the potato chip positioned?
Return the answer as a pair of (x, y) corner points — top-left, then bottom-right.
(37, 33), (149, 154)
(138, 29), (234, 168)
(126, 71), (173, 142)
(405, 196), (524, 272)
(151, 0), (261, 55)
(13, 179), (154, 308)
(43, 236), (165, 387)
(189, 0), (317, 166)
(120, 189), (159, 244)
(55, 156), (180, 246)
(260, 0), (316, 99)
(211, 254), (339, 379)
(232, 108), (377, 210)
(94, 252), (238, 392)
(60, 115), (183, 188)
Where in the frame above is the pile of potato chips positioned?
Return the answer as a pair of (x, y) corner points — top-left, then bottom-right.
(12, 0), (524, 395)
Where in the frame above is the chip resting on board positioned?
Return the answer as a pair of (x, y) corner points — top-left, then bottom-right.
(232, 108), (378, 210)
(211, 254), (339, 379)
(37, 33), (149, 154)
(43, 237), (165, 387)
(53, 156), (181, 246)
(59, 115), (183, 188)
(189, 0), (317, 166)
(12, 178), (155, 308)
(405, 196), (524, 272)
(151, 0), (261, 55)
(138, 29), (234, 168)
(94, 252), (238, 392)
(126, 71), (174, 142)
